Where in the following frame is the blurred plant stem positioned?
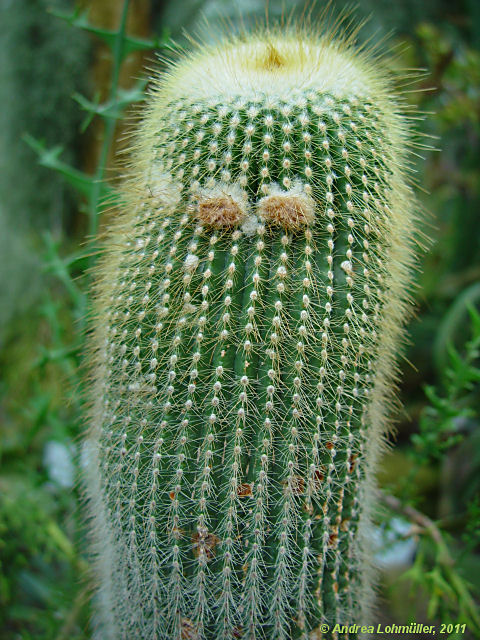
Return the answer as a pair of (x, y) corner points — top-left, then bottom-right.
(381, 492), (449, 555)
(87, 0), (130, 245)
(381, 492), (480, 634)
(25, 0), (173, 334)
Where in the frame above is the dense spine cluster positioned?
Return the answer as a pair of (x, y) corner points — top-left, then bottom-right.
(85, 31), (418, 640)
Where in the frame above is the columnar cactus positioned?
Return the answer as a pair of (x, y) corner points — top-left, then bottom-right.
(84, 25), (419, 640)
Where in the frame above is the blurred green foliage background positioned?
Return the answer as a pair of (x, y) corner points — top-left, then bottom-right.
(0, 1), (479, 638)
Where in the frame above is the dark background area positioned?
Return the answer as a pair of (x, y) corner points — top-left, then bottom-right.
(0, 1), (479, 638)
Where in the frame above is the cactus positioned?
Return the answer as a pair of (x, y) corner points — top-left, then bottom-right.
(84, 24), (420, 640)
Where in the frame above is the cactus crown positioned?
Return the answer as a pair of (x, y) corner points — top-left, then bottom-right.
(85, 21), (420, 640)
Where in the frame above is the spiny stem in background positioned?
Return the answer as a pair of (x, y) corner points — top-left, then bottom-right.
(26, 0), (174, 286)
(84, 17), (424, 640)
(23, 1), (173, 349)
(87, 0), (130, 250)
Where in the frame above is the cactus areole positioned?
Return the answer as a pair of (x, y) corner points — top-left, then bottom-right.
(85, 27), (420, 640)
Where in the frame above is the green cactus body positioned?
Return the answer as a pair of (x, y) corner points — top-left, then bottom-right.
(85, 28), (418, 640)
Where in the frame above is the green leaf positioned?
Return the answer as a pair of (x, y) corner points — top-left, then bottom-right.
(23, 134), (111, 201)
(41, 232), (86, 306)
(73, 80), (147, 130)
